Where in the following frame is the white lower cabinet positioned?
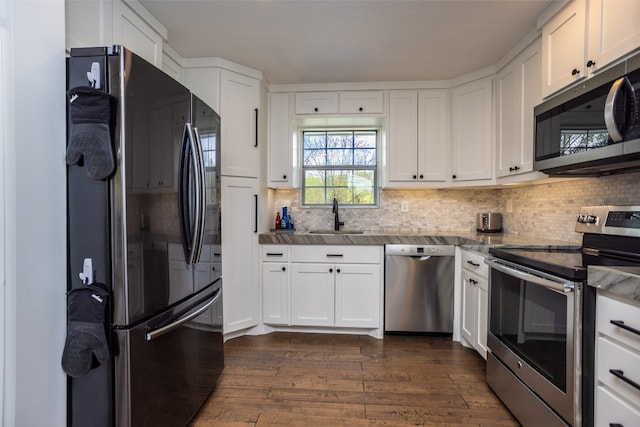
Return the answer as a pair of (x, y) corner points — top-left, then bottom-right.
(459, 249), (489, 359)
(261, 244), (383, 334)
(595, 293), (640, 426)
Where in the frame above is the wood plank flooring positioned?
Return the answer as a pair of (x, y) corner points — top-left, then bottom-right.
(189, 332), (520, 426)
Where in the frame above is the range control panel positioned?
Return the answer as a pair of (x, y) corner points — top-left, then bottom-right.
(575, 205), (640, 237)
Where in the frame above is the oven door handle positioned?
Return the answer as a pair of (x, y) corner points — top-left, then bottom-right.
(485, 258), (574, 293)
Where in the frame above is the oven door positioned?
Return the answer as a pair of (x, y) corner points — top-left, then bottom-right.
(486, 258), (581, 426)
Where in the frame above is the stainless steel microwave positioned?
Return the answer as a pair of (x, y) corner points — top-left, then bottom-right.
(534, 52), (640, 176)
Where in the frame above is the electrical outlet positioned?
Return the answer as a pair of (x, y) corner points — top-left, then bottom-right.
(506, 199), (513, 213)
(401, 201), (409, 213)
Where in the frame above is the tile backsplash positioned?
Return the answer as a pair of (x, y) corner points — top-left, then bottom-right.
(272, 172), (640, 244)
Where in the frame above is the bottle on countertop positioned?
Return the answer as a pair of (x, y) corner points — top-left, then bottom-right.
(275, 212), (282, 229)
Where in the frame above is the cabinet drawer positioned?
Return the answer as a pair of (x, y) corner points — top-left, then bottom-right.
(294, 92), (339, 114)
(339, 91), (384, 114)
(261, 245), (290, 262)
(598, 294), (640, 351)
(596, 385), (640, 427)
(461, 250), (488, 278)
(598, 336), (640, 404)
(291, 245), (381, 264)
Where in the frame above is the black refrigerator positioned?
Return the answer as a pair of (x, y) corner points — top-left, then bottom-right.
(65, 46), (223, 427)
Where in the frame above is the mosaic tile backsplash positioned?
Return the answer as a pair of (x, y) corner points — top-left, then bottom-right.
(272, 172), (640, 244)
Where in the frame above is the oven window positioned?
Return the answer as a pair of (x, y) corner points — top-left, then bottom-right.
(490, 269), (569, 392)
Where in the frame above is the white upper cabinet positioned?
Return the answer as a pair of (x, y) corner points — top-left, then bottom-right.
(496, 39), (542, 178)
(386, 90), (448, 186)
(542, 0), (640, 98)
(339, 91), (384, 114)
(451, 77), (494, 183)
(294, 92), (339, 115)
(541, 0), (587, 97)
(66, 0), (166, 69)
(588, 0), (640, 75)
(220, 70), (261, 178)
(268, 93), (296, 188)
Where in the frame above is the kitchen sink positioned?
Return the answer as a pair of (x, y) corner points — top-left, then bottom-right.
(308, 229), (364, 235)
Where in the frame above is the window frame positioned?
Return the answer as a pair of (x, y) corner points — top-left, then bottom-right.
(299, 127), (380, 207)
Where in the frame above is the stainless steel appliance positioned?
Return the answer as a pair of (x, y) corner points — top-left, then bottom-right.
(66, 46), (223, 427)
(485, 205), (640, 427)
(534, 52), (640, 176)
(477, 212), (502, 232)
(384, 244), (455, 333)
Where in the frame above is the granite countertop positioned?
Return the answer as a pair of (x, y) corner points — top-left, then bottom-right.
(259, 230), (576, 254)
(588, 266), (640, 303)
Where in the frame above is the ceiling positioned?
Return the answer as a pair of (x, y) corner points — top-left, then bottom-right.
(140, 0), (557, 85)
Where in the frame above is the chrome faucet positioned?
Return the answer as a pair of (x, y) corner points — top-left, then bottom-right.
(332, 197), (344, 231)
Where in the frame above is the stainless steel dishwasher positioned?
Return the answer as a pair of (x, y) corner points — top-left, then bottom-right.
(384, 244), (455, 333)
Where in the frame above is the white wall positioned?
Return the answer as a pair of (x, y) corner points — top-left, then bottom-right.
(2, 1), (67, 426)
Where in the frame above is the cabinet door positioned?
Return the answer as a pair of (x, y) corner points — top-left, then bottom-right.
(417, 90), (448, 182)
(221, 177), (259, 333)
(387, 90), (418, 182)
(113, 0), (163, 68)
(339, 91), (384, 114)
(541, 0), (587, 97)
(496, 40), (541, 178)
(294, 92), (339, 115)
(475, 281), (488, 359)
(451, 77), (493, 182)
(460, 271), (477, 346)
(268, 93), (294, 187)
(334, 264), (380, 328)
(290, 263), (335, 326)
(588, 0), (640, 75)
(262, 262), (289, 325)
(220, 70), (260, 178)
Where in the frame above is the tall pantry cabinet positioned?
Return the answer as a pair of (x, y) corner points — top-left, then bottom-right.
(183, 60), (267, 336)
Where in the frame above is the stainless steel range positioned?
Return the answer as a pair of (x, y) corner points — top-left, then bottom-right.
(485, 205), (640, 427)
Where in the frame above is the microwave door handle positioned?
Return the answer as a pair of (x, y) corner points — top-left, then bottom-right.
(485, 259), (574, 294)
(604, 77), (629, 143)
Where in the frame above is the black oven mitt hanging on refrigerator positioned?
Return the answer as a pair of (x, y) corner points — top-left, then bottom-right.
(66, 86), (117, 180)
(61, 283), (110, 378)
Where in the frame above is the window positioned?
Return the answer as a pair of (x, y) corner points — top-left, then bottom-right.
(302, 129), (377, 206)
(560, 129), (608, 155)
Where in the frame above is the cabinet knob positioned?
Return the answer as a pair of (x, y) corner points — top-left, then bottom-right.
(283, 175), (287, 180)
(509, 166), (514, 172)
(281, 267), (286, 271)
(358, 107), (363, 112)
(514, 165), (520, 171)
(314, 107), (319, 112)
(329, 268), (333, 273)
(452, 174), (457, 179)
(336, 268), (341, 273)
(571, 68), (580, 76)
(413, 174), (417, 179)
(586, 60), (596, 68)
(212, 266), (216, 271)
(419, 174), (424, 179)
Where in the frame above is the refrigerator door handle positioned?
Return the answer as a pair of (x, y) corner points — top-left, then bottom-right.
(179, 122), (202, 265)
(191, 126), (206, 264)
(145, 288), (221, 341)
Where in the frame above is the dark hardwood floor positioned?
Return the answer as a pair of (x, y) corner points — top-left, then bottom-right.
(190, 332), (520, 426)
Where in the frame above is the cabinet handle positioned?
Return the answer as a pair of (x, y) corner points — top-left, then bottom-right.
(326, 254), (344, 258)
(266, 252), (284, 257)
(254, 194), (258, 233)
(514, 166), (520, 171)
(571, 68), (580, 76)
(254, 108), (259, 147)
(509, 166), (515, 172)
(609, 424), (623, 427)
(587, 60), (596, 68)
(610, 320), (640, 337)
(609, 369), (640, 391)
(467, 260), (480, 267)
